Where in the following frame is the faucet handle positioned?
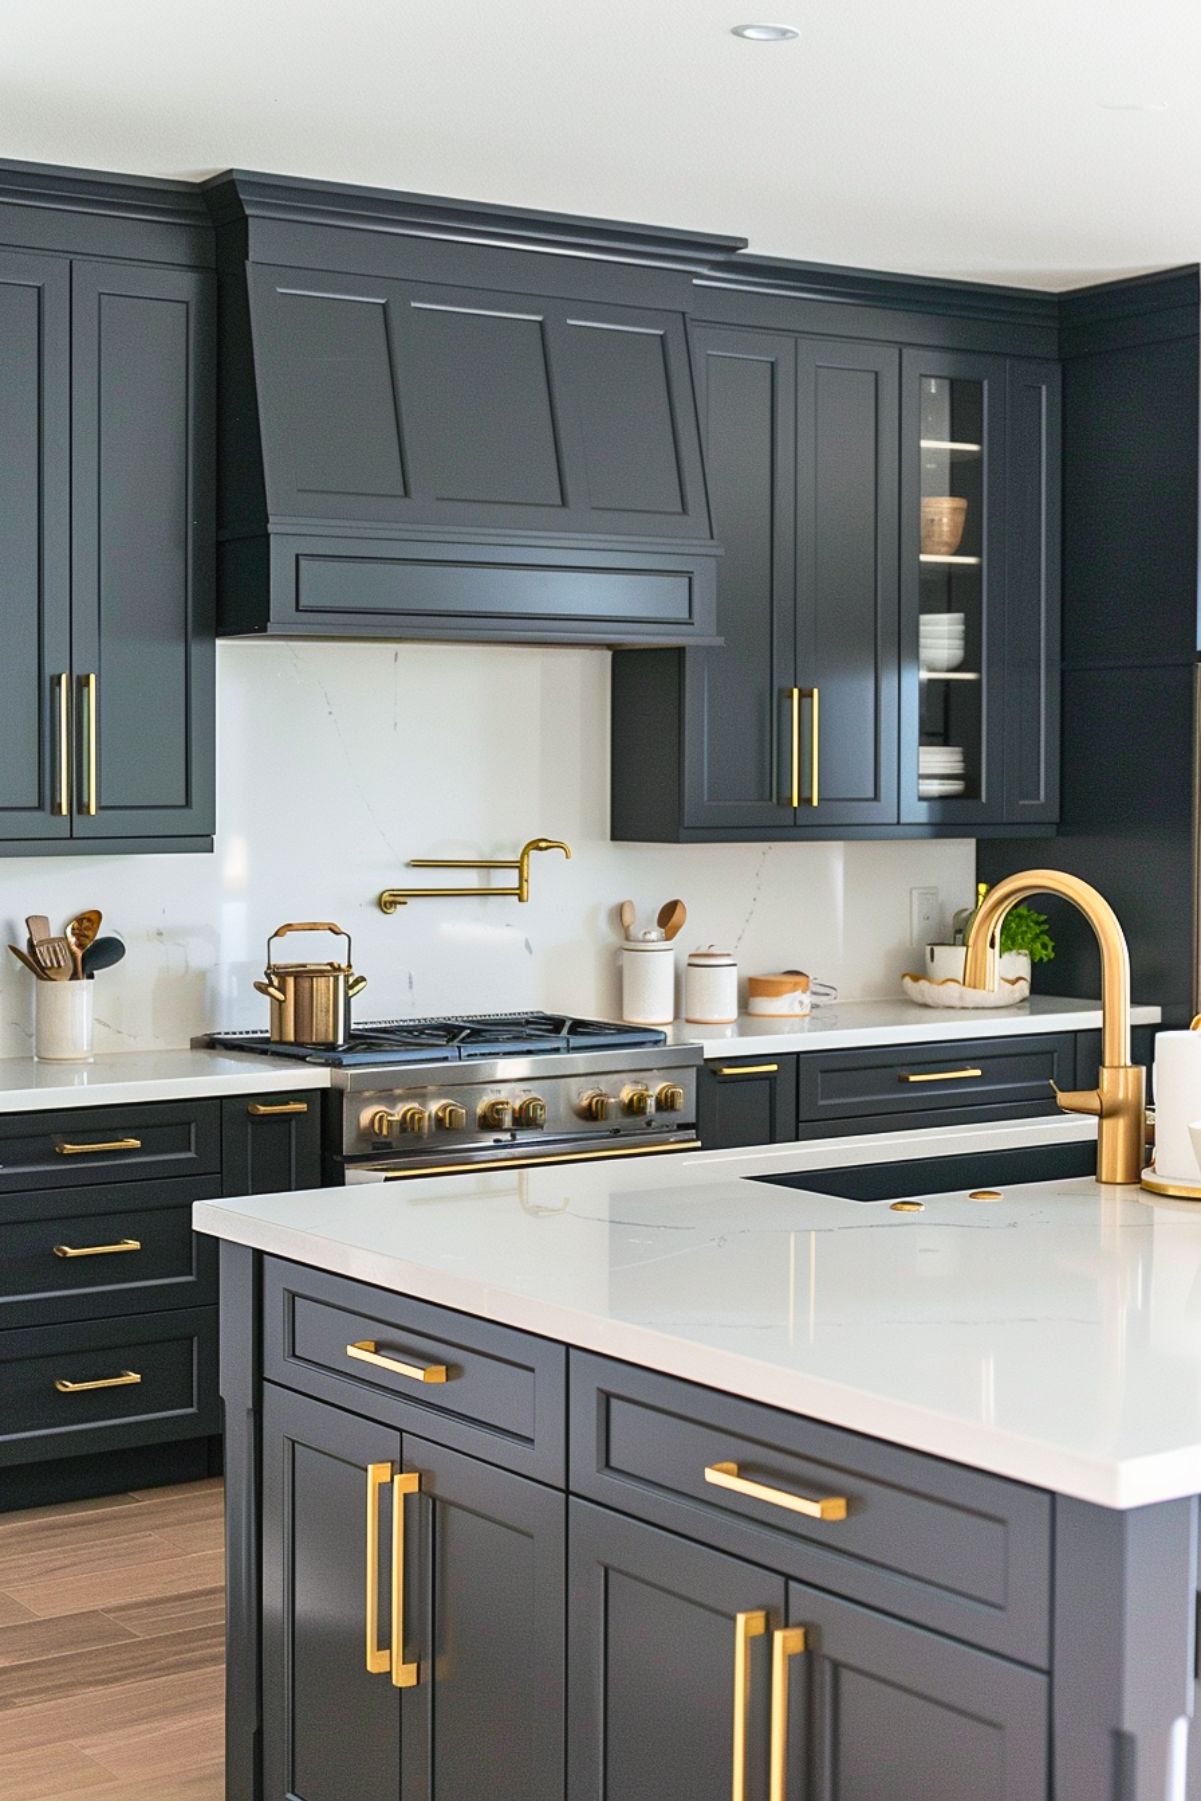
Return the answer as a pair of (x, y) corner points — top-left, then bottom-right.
(1050, 1081), (1104, 1119)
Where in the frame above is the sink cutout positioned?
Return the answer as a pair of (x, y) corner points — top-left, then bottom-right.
(752, 1139), (1095, 1202)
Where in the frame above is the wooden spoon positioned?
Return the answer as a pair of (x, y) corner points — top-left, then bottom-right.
(66, 910), (103, 981)
(8, 944), (51, 981)
(657, 899), (687, 941)
(619, 900), (637, 941)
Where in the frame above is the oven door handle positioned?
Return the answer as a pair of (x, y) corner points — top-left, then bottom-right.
(355, 1138), (703, 1180)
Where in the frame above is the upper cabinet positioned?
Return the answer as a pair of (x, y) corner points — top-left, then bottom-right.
(205, 174), (743, 645)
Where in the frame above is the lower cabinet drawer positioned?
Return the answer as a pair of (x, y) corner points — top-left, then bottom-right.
(0, 1307), (219, 1465)
(569, 1353), (1051, 1665)
(0, 1176), (219, 1329)
(795, 1032), (1076, 1135)
(0, 1100), (221, 1194)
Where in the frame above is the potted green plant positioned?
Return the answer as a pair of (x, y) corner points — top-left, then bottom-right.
(998, 904), (1055, 981)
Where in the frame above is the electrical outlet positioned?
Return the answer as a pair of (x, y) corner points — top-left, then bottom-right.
(909, 886), (940, 947)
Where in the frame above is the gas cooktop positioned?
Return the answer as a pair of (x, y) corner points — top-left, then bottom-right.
(207, 1011), (667, 1067)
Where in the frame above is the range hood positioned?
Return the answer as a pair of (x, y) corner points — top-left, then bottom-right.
(203, 172), (744, 645)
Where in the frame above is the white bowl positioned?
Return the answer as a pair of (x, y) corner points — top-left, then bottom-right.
(920, 645), (966, 672)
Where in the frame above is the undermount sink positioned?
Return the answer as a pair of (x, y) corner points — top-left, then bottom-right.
(751, 1137), (1097, 1202)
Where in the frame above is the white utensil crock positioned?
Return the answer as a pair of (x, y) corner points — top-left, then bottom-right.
(35, 982), (94, 1062)
(621, 940), (676, 1025)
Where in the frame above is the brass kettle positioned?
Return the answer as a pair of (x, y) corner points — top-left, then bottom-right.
(254, 922), (367, 1047)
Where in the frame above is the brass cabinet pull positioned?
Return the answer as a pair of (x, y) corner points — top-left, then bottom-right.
(899, 1067), (983, 1084)
(732, 1609), (767, 1801)
(54, 1370), (141, 1393)
(79, 672), (98, 815)
(705, 1460), (848, 1523)
(391, 1470), (421, 1688)
(769, 1627), (808, 1801)
(54, 1137), (143, 1157)
(717, 1064), (779, 1078)
(246, 1100), (310, 1117)
(54, 673), (70, 816)
(54, 1238), (141, 1259)
(347, 1340), (448, 1385)
(365, 1460), (393, 1675)
(799, 686), (820, 808)
(788, 687), (801, 808)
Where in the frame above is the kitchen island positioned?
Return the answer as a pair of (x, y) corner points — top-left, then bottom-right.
(196, 1123), (1201, 1801)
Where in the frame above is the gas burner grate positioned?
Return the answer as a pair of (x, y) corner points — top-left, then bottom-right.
(206, 1010), (667, 1066)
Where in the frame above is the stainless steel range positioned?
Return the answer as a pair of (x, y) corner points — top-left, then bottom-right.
(207, 1013), (701, 1180)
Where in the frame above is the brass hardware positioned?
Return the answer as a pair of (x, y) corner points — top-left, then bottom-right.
(732, 1610), (768, 1801)
(769, 1627), (808, 1801)
(79, 672), (98, 815)
(370, 1139), (703, 1178)
(379, 837), (571, 912)
(54, 1238), (141, 1259)
(513, 1096), (548, 1129)
(54, 673), (70, 816)
(717, 1064), (779, 1077)
(789, 687), (800, 809)
(622, 1084), (655, 1117)
(246, 1100), (309, 1117)
(370, 1105), (428, 1139)
(963, 871), (1146, 1186)
(800, 687), (820, 808)
(578, 1089), (619, 1122)
(479, 1098), (515, 1131)
(258, 922), (365, 1047)
(705, 1460), (848, 1522)
(899, 1067), (983, 1084)
(890, 1201), (924, 1213)
(365, 1460), (393, 1675)
(54, 1137), (142, 1157)
(391, 1470), (421, 1688)
(656, 1083), (686, 1112)
(433, 1101), (468, 1132)
(347, 1340), (449, 1385)
(55, 1370), (141, 1393)
(969, 1189), (1002, 1202)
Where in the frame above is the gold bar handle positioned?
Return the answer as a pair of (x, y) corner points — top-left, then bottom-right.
(347, 1340), (448, 1385)
(732, 1609), (767, 1801)
(54, 1238), (141, 1259)
(789, 687), (800, 809)
(246, 1100), (310, 1116)
(717, 1064), (779, 1077)
(79, 671), (97, 816)
(55, 1138), (143, 1157)
(365, 1460), (393, 1675)
(392, 1470), (421, 1688)
(54, 673), (70, 816)
(799, 687), (819, 808)
(769, 1626), (808, 1801)
(705, 1461), (848, 1523)
(55, 1370), (141, 1393)
(899, 1067), (983, 1084)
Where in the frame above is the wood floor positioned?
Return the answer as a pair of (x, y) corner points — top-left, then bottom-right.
(0, 1477), (224, 1801)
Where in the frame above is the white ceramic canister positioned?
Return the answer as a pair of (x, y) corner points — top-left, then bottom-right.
(621, 938), (676, 1026)
(747, 972), (812, 1018)
(35, 981), (94, 1063)
(1151, 1026), (1201, 1185)
(685, 946), (739, 1024)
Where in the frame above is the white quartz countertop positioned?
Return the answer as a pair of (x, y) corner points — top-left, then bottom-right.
(192, 1111), (1201, 1510)
(669, 993), (1161, 1057)
(0, 1048), (330, 1112)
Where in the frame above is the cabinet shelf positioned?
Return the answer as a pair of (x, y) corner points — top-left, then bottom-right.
(920, 438), (982, 455)
(920, 669), (981, 682)
(920, 553), (982, 566)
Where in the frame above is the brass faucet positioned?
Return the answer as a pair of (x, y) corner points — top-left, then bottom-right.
(379, 837), (571, 913)
(962, 870), (1146, 1185)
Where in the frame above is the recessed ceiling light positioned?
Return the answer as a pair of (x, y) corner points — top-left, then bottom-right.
(731, 22), (800, 40)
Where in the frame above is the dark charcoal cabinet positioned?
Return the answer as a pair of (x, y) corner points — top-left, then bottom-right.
(698, 1056), (799, 1149)
(221, 1093), (322, 1196)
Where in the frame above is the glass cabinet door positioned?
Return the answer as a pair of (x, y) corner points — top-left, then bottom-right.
(899, 350), (1006, 824)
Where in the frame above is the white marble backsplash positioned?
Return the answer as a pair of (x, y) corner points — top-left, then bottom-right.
(0, 641), (973, 1058)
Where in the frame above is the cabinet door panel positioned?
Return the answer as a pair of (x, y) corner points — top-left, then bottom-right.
(220, 1093), (323, 1196)
(698, 1056), (799, 1148)
(569, 1499), (785, 1801)
(262, 1384), (402, 1801)
(0, 250), (70, 841)
(1005, 358), (1061, 823)
(402, 1435), (564, 1801)
(70, 261), (215, 839)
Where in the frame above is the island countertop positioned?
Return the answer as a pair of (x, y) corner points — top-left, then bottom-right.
(193, 1115), (1201, 1511)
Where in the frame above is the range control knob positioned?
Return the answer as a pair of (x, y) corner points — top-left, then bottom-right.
(514, 1096), (548, 1130)
(370, 1104), (428, 1139)
(579, 1090), (618, 1123)
(433, 1101), (468, 1132)
(623, 1085), (656, 1117)
(479, 1098), (515, 1132)
(656, 1083), (686, 1113)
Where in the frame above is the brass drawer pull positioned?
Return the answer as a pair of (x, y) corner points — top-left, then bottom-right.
(788, 687), (801, 809)
(732, 1610), (767, 1801)
(391, 1470), (421, 1688)
(54, 1137), (143, 1157)
(898, 1067), (983, 1084)
(54, 1238), (141, 1259)
(705, 1460), (848, 1522)
(55, 1370), (142, 1393)
(79, 671), (98, 816)
(717, 1064), (779, 1077)
(769, 1627), (808, 1801)
(347, 1340), (448, 1385)
(365, 1460), (392, 1675)
(246, 1100), (310, 1116)
(54, 672), (71, 816)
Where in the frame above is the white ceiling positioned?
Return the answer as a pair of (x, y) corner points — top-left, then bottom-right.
(4, 0), (1198, 289)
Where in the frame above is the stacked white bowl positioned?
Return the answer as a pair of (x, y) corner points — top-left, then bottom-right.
(920, 611), (966, 672)
(919, 743), (966, 797)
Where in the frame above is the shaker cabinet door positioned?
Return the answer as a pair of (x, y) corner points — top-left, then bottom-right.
(0, 250), (71, 843)
(1004, 357), (1062, 824)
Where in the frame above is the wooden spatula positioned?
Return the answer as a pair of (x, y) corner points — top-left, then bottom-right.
(25, 915), (52, 954)
(32, 937), (73, 980)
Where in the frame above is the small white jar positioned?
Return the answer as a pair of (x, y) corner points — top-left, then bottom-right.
(684, 947), (738, 1024)
(621, 939), (676, 1025)
(35, 981), (94, 1062)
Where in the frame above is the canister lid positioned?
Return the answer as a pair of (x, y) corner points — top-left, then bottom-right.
(748, 971), (811, 995)
(687, 945), (736, 966)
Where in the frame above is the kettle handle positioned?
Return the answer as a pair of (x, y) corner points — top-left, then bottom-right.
(267, 921), (353, 965)
(253, 979), (288, 1004)
(347, 975), (368, 999)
